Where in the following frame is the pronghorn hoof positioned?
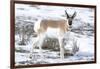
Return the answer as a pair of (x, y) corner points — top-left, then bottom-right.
(29, 56), (32, 59)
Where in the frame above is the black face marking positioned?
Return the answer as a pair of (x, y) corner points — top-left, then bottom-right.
(68, 17), (73, 25)
(65, 11), (76, 26)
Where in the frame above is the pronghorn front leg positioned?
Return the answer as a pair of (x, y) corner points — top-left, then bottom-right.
(58, 36), (64, 60)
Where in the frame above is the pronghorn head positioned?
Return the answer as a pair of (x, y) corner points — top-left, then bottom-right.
(65, 10), (76, 26)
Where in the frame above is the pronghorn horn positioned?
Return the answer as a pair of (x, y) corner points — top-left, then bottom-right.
(65, 10), (69, 18)
(72, 11), (76, 19)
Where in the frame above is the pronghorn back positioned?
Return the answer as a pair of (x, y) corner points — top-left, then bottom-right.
(34, 19), (69, 34)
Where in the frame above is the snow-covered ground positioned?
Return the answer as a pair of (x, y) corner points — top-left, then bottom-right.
(15, 32), (94, 66)
(15, 4), (95, 66)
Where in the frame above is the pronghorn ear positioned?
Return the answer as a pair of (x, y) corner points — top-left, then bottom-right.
(72, 11), (76, 19)
(65, 10), (69, 18)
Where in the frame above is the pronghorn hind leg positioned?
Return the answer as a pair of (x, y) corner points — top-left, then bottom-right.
(29, 36), (40, 59)
(38, 33), (46, 60)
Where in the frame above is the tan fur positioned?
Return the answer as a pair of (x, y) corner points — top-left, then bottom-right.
(37, 19), (69, 34)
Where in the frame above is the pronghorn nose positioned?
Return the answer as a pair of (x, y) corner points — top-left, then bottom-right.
(69, 23), (72, 25)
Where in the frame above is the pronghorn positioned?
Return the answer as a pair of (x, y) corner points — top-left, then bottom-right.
(29, 10), (76, 60)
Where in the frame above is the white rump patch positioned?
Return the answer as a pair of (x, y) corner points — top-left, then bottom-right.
(34, 19), (42, 32)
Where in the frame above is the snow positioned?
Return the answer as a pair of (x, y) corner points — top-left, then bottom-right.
(78, 36), (94, 53)
(15, 33), (94, 65)
(15, 3), (95, 66)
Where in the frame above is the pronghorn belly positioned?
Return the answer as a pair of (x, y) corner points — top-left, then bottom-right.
(45, 27), (64, 38)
